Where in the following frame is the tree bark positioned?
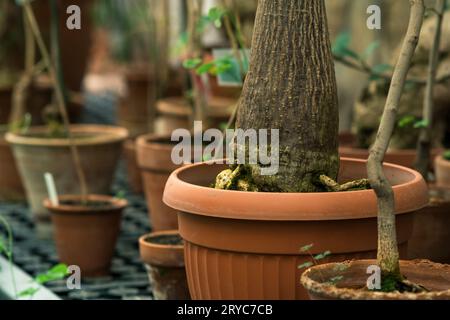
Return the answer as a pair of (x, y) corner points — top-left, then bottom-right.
(367, 0), (424, 279)
(236, 0), (339, 192)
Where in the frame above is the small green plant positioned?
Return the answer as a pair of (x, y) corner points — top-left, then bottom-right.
(443, 150), (450, 161)
(1, 214), (68, 299)
(298, 244), (347, 286)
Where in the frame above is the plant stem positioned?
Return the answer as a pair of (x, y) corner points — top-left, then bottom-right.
(415, 0), (446, 179)
(23, 2), (88, 202)
(367, 0), (424, 279)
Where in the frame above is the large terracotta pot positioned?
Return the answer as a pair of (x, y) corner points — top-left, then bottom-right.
(139, 230), (190, 300)
(0, 83), (53, 201)
(163, 158), (428, 300)
(409, 185), (450, 263)
(45, 195), (126, 277)
(123, 139), (143, 194)
(5, 125), (128, 237)
(435, 155), (450, 188)
(301, 260), (450, 300)
(118, 70), (155, 138)
(154, 96), (235, 135)
(136, 134), (181, 231)
(339, 146), (442, 170)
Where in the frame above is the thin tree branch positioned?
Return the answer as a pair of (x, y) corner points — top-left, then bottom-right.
(367, 0), (425, 277)
(415, 0), (446, 179)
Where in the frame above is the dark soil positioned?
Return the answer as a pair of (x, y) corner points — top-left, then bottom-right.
(59, 199), (113, 208)
(145, 234), (184, 246)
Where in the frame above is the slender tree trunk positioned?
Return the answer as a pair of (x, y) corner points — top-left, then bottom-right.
(415, 0), (445, 179)
(236, 0), (339, 192)
(367, 0), (424, 279)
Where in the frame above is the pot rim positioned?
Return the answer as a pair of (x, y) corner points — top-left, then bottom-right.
(163, 158), (428, 221)
(43, 194), (128, 213)
(300, 259), (450, 300)
(139, 230), (184, 251)
(5, 125), (129, 147)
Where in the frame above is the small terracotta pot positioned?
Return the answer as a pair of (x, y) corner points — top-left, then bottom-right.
(118, 70), (155, 138)
(139, 230), (190, 300)
(44, 195), (127, 278)
(154, 96), (235, 135)
(136, 134), (181, 231)
(435, 155), (450, 188)
(123, 139), (143, 194)
(163, 158), (428, 300)
(6, 125), (128, 238)
(409, 185), (450, 263)
(301, 260), (450, 300)
(339, 146), (442, 170)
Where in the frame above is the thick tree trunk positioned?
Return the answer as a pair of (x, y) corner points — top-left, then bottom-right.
(236, 0), (339, 192)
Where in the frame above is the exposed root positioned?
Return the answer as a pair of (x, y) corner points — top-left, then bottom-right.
(214, 165), (259, 191)
(319, 175), (371, 192)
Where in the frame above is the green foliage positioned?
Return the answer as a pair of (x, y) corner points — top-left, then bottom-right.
(297, 261), (314, 270)
(115, 190), (126, 199)
(313, 251), (331, 261)
(183, 58), (203, 70)
(443, 150), (450, 161)
(18, 264), (69, 298)
(397, 115), (428, 130)
(300, 244), (314, 253)
(370, 64), (393, 81)
(332, 32), (359, 59)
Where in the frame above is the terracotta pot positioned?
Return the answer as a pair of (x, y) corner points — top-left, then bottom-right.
(118, 70), (155, 138)
(154, 96), (235, 135)
(44, 195), (126, 278)
(123, 139), (143, 194)
(163, 158), (428, 300)
(435, 155), (450, 188)
(5, 125), (128, 237)
(301, 260), (450, 300)
(136, 134), (181, 231)
(0, 131), (25, 201)
(139, 230), (190, 300)
(409, 185), (450, 263)
(339, 146), (442, 170)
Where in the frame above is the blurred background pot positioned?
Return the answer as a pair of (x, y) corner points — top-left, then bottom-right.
(5, 125), (128, 237)
(45, 194), (126, 278)
(123, 139), (143, 194)
(139, 230), (190, 300)
(136, 134), (181, 231)
(163, 158), (428, 300)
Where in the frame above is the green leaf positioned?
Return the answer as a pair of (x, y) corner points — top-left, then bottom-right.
(414, 119), (429, 129)
(183, 58), (202, 70)
(370, 64), (393, 81)
(363, 41), (380, 60)
(300, 244), (314, 252)
(313, 251), (331, 260)
(332, 32), (351, 57)
(196, 62), (215, 75)
(443, 150), (450, 161)
(328, 276), (344, 285)
(35, 264), (69, 284)
(398, 115), (416, 128)
(208, 7), (227, 28)
(333, 263), (349, 272)
(298, 261), (314, 270)
(18, 287), (40, 298)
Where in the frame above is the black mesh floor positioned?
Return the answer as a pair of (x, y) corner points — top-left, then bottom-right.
(0, 162), (154, 300)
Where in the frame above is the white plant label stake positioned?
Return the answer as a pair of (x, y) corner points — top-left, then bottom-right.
(44, 172), (59, 206)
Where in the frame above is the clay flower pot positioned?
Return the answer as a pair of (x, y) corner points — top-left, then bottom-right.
(136, 134), (182, 231)
(435, 155), (450, 188)
(118, 70), (155, 138)
(301, 260), (450, 300)
(44, 195), (127, 278)
(409, 185), (450, 263)
(163, 158), (428, 300)
(0, 130), (25, 201)
(139, 230), (190, 300)
(123, 139), (143, 194)
(6, 125), (128, 237)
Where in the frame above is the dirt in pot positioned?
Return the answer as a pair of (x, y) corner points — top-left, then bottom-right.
(59, 199), (114, 209)
(145, 234), (184, 246)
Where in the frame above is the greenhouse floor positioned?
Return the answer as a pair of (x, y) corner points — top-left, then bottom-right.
(0, 162), (154, 300)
